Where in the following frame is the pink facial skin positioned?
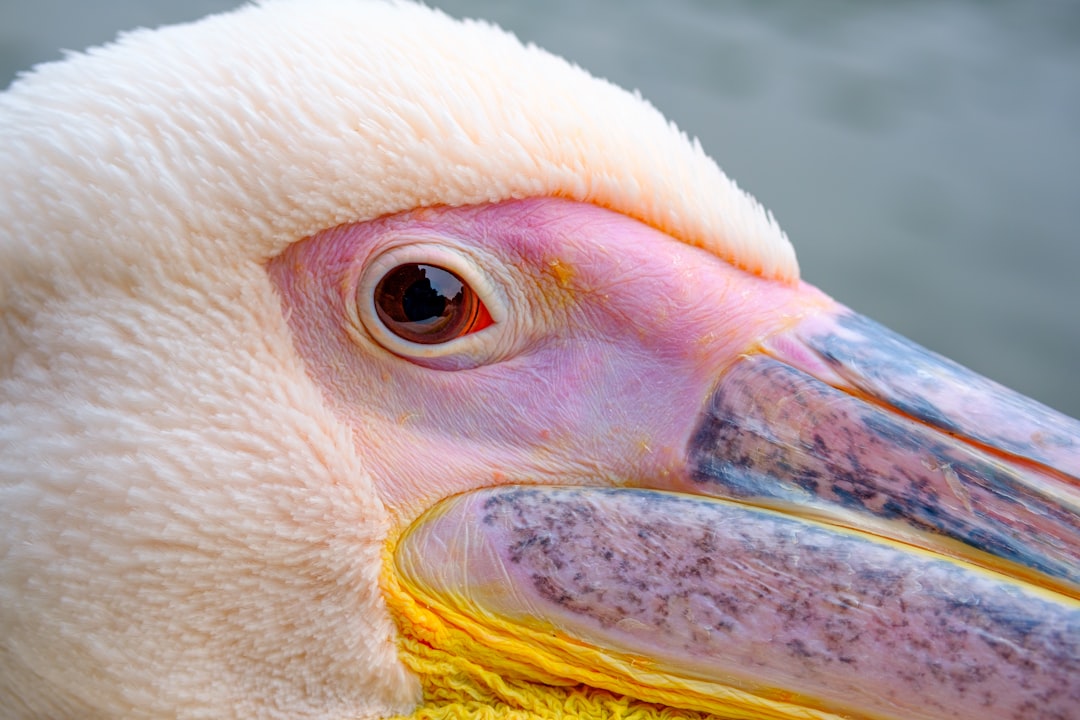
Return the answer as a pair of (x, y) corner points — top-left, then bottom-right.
(267, 198), (832, 523)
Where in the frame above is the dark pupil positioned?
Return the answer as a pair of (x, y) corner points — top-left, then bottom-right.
(401, 266), (461, 323)
(375, 263), (476, 344)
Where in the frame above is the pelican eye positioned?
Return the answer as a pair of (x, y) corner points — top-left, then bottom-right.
(374, 263), (493, 345)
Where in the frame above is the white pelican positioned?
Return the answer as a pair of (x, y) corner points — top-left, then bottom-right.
(1, 1), (1077, 718)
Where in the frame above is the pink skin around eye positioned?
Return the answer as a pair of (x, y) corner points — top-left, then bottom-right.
(266, 198), (834, 523)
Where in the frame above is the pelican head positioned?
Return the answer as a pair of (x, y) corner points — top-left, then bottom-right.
(1, 1), (1076, 719)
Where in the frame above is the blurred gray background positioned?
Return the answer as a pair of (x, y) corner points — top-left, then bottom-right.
(3, 0), (1078, 417)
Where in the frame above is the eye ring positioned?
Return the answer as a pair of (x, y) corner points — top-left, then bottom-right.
(353, 241), (508, 365)
(373, 263), (493, 345)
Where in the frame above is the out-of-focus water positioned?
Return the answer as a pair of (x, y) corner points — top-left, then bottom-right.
(3, 0), (1078, 417)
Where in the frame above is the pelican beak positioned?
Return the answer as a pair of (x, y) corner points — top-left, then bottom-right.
(389, 303), (1079, 720)
(689, 309), (1079, 594)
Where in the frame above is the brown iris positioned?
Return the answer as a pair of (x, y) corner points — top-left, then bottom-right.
(373, 263), (493, 345)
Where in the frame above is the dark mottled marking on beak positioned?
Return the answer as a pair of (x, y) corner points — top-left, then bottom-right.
(414, 486), (1080, 720)
(803, 312), (1080, 475)
(687, 355), (1080, 588)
